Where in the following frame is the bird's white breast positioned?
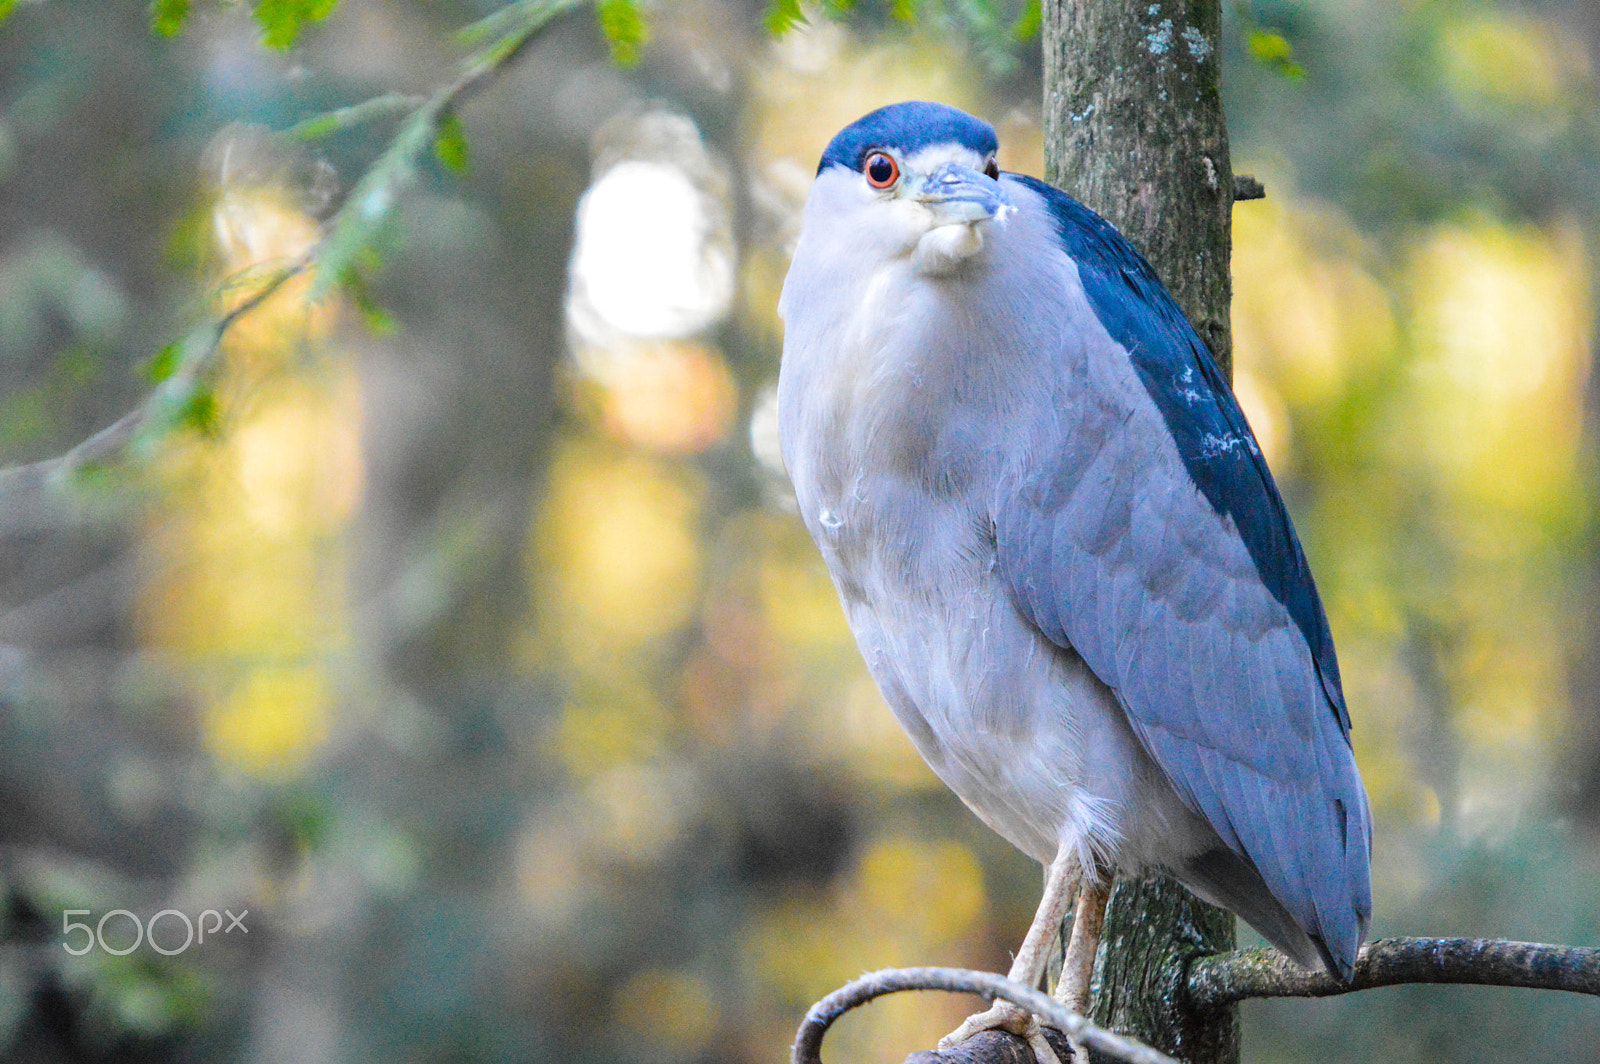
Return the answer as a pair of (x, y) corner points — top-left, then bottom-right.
(776, 184), (1196, 873)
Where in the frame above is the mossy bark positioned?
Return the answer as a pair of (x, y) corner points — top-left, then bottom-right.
(1043, 2), (1241, 1061)
(1043, 0), (1236, 376)
(1084, 877), (1239, 1064)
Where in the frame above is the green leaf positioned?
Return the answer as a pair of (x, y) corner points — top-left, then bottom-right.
(0, 0), (23, 27)
(434, 113), (470, 175)
(141, 343), (182, 384)
(177, 384), (220, 436)
(340, 261), (396, 335)
(595, 0), (648, 67)
(311, 0), (582, 301)
(130, 325), (225, 455)
(1011, 0), (1041, 42)
(253, 0), (339, 51)
(290, 113), (341, 141)
(764, 0), (806, 36)
(274, 791), (334, 852)
(889, 0), (918, 23)
(150, 0), (190, 36)
(1248, 28), (1306, 80)
(67, 460), (119, 492)
(146, 377), (220, 442)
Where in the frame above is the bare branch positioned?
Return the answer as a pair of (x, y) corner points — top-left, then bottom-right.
(791, 967), (1179, 1064)
(1186, 937), (1600, 1010)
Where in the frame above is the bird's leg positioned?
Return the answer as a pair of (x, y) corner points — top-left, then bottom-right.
(1052, 875), (1112, 1064)
(939, 848), (1081, 1062)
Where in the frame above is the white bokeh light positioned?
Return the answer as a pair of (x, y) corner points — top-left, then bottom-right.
(568, 159), (734, 342)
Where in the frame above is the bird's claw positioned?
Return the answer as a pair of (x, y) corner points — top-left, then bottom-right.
(938, 998), (1033, 1049)
(938, 1000), (1067, 1064)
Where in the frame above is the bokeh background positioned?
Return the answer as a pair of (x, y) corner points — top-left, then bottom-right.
(1, 1), (1598, 1062)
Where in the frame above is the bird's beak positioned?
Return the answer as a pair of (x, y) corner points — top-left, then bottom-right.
(912, 162), (1012, 226)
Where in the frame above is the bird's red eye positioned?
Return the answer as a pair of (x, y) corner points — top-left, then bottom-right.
(864, 151), (899, 188)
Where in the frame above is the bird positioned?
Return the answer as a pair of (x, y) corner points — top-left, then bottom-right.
(776, 101), (1372, 1059)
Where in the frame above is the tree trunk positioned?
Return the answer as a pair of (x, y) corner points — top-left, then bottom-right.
(1043, 2), (1241, 1061)
(1043, 0), (1236, 375)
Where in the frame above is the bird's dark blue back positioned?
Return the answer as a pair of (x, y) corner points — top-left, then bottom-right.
(1009, 173), (1350, 735)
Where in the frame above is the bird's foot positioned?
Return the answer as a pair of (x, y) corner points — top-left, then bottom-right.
(938, 1000), (1062, 1064)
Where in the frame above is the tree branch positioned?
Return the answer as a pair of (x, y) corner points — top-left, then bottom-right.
(284, 92), (428, 140)
(791, 967), (1179, 1064)
(0, 0), (582, 494)
(1186, 937), (1600, 1010)
(308, 0), (585, 297)
(0, 252), (311, 497)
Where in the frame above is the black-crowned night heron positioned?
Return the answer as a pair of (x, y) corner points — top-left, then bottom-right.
(776, 102), (1371, 1059)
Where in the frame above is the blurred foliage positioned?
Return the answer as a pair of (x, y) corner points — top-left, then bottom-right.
(1243, 28), (1303, 81)
(594, 0), (649, 66)
(144, 0), (339, 49)
(0, 2), (1598, 1064)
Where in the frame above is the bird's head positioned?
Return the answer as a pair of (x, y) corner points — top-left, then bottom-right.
(805, 102), (1014, 276)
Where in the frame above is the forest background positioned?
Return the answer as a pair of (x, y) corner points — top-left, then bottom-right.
(0, 1), (1597, 1062)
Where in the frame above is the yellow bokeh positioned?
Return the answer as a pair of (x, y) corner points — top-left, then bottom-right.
(1409, 216), (1590, 506)
(573, 340), (739, 454)
(752, 23), (983, 183)
(233, 386), (364, 535)
(137, 179), (360, 779)
(1232, 175), (1594, 845)
(202, 665), (332, 775)
(212, 188), (336, 375)
(139, 371), (361, 664)
(744, 832), (990, 1060)
(758, 523), (853, 650)
(1436, 12), (1579, 115)
(855, 838), (985, 940)
(1233, 194), (1396, 410)
(526, 439), (705, 663)
(613, 966), (721, 1057)
(553, 678), (670, 779)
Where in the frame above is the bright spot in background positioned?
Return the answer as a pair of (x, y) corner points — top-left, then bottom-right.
(562, 112), (740, 453)
(568, 159), (734, 341)
(748, 384), (787, 477)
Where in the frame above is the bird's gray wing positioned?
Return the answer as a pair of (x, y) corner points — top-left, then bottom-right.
(991, 177), (1371, 976)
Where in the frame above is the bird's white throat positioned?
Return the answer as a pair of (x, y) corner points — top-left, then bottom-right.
(913, 222), (987, 275)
